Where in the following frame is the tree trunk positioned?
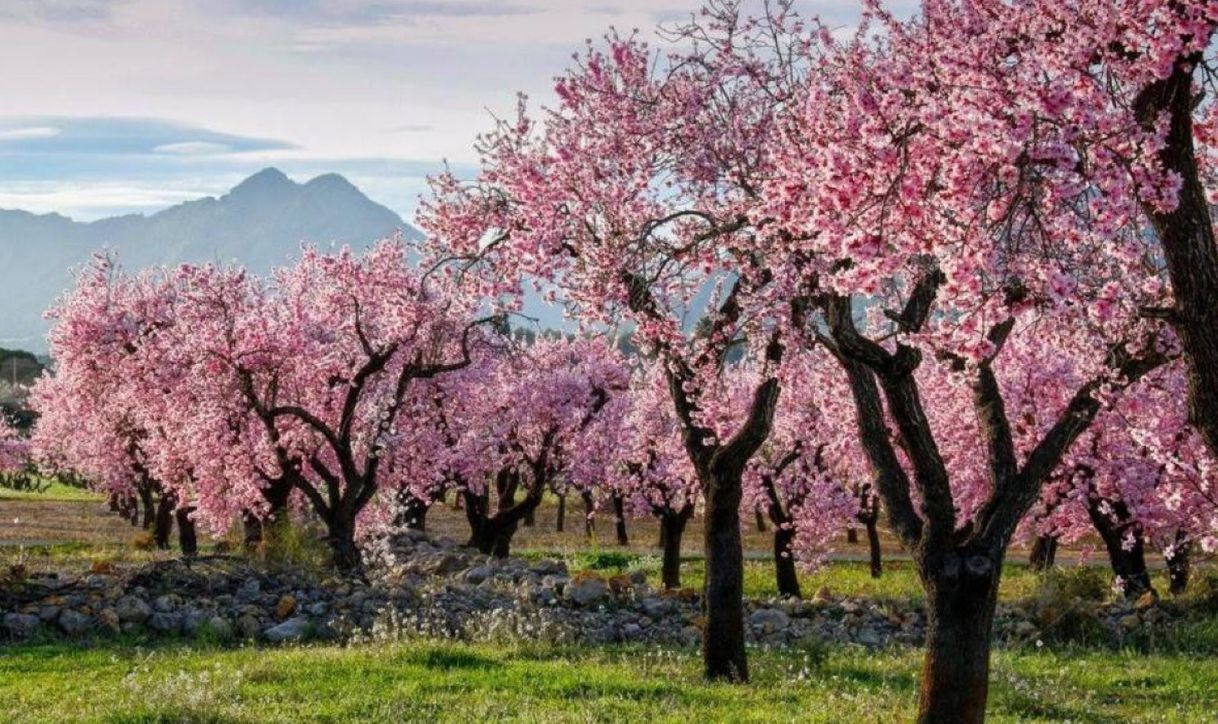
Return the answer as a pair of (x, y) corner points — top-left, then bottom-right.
(773, 525), (801, 598)
(153, 494), (175, 549)
(392, 490), (429, 531)
(243, 479), (294, 549)
(139, 484), (156, 530)
(523, 503), (535, 527)
(175, 506), (198, 557)
(325, 514), (362, 572)
(1166, 537), (1192, 596)
(612, 494), (629, 546)
(1136, 57), (1218, 462)
(556, 493), (566, 533)
(918, 553), (1002, 724)
(1029, 535), (1058, 572)
(1087, 495), (1154, 599)
(581, 490), (595, 538)
(702, 468), (747, 682)
(755, 508), (767, 533)
(846, 527), (859, 544)
(659, 511), (689, 589)
(865, 517), (883, 579)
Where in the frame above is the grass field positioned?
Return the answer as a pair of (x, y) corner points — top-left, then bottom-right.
(4, 637), (1218, 723)
(4, 486), (1218, 722)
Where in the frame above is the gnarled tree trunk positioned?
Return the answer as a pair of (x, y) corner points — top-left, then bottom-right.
(153, 493), (175, 549)
(702, 466), (748, 681)
(175, 506), (198, 556)
(1165, 533), (1192, 596)
(1086, 490), (1154, 599)
(1029, 534), (1058, 572)
(658, 507), (692, 589)
(612, 494), (629, 546)
(918, 551), (1002, 724)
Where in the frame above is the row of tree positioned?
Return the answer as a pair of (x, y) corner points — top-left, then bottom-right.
(14, 1), (1218, 721)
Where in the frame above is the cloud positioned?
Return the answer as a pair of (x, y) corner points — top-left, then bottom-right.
(0, 127), (61, 142)
(0, 117), (294, 155)
(153, 141), (234, 154)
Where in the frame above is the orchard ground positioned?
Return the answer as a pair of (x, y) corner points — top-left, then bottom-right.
(4, 485), (1218, 723)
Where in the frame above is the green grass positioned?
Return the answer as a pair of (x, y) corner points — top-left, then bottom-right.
(0, 478), (99, 502)
(1, 638), (1216, 722)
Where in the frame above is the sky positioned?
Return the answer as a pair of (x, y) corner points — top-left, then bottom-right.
(0, 0), (898, 222)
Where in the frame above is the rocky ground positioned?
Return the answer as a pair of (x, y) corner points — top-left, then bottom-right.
(0, 529), (1191, 650)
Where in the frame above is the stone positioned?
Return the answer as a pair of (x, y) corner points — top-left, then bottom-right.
(114, 595), (152, 623)
(148, 612), (183, 634)
(564, 576), (609, 606)
(1119, 614), (1141, 631)
(275, 594), (298, 620)
(305, 602), (329, 616)
(96, 608), (121, 634)
(182, 609), (211, 635)
(463, 566), (493, 585)
(207, 616), (234, 641)
(57, 609), (93, 636)
(37, 605), (61, 622)
(153, 594), (180, 613)
(237, 614), (262, 639)
(1134, 590), (1158, 611)
(621, 622), (643, 641)
(856, 625), (882, 647)
(3, 613), (41, 639)
(529, 559), (568, 577)
(749, 608), (791, 632)
(639, 596), (678, 618)
(264, 617), (311, 643)
(428, 553), (469, 576)
(236, 579), (261, 602)
(84, 574), (113, 590)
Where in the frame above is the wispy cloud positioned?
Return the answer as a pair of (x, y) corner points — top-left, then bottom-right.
(0, 127), (61, 142)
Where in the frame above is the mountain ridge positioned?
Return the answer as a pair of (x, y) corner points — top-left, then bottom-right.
(0, 168), (421, 351)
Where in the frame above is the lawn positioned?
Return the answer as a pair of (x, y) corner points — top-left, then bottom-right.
(2, 637), (1218, 723)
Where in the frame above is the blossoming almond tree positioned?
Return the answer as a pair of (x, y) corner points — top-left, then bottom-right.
(420, 6), (813, 679)
(759, 2), (1187, 718)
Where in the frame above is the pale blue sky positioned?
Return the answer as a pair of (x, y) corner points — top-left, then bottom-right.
(0, 0), (903, 221)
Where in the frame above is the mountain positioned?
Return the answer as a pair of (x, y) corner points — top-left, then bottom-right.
(0, 168), (420, 351)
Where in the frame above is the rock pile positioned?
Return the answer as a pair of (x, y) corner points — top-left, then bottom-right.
(0, 530), (1188, 650)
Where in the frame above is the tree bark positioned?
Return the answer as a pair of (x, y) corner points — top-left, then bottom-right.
(175, 506), (198, 557)
(773, 524), (801, 598)
(392, 489), (429, 531)
(1087, 494), (1154, 599)
(612, 494), (629, 546)
(243, 478), (294, 549)
(918, 552), (1002, 724)
(581, 490), (596, 538)
(1029, 535), (1058, 572)
(702, 467), (748, 682)
(153, 493), (175, 549)
(755, 508), (767, 533)
(139, 483), (156, 530)
(1165, 534), (1192, 596)
(865, 516), (883, 579)
(556, 493), (566, 533)
(659, 510), (690, 589)
(846, 527), (859, 544)
(324, 513), (362, 572)
(1136, 55), (1218, 461)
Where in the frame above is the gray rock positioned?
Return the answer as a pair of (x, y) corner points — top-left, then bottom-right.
(206, 616), (234, 641)
(237, 614), (262, 639)
(305, 602), (329, 616)
(57, 609), (93, 635)
(264, 616), (311, 643)
(856, 626), (883, 647)
(148, 612), (183, 634)
(182, 609), (211, 635)
(564, 577), (609, 607)
(749, 608), (791, 632)
(621, 622), (643, 641)
(529, 559), (569, 577)
(84, 574), (113, 589)
(463, 565), (493, 585)
(153, 594), (180, 613)
(3, 613), (41, 639)
(639, 596), (678, 618)
(37, 605), (61, 622)
(236, 579), (261, 602)
(114, 595), (152, 623)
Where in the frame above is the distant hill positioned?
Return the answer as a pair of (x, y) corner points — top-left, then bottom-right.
(0, 168), (419, 351)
